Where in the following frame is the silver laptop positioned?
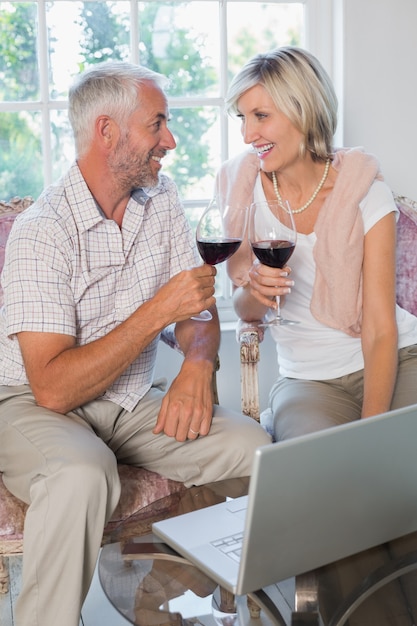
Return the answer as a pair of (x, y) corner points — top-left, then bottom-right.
(153, 403), (417, 596)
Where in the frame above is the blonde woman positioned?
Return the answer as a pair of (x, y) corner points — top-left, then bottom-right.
(217, 46), (417, 441)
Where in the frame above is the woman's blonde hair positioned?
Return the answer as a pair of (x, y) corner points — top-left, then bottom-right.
(226, 46), (337, 161)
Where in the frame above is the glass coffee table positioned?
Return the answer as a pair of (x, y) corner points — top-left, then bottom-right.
(99, 477), (417, 626)
(98, 477), (293, 625)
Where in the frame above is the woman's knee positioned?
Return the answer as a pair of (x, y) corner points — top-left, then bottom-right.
(274, 409), (337, 440)
(271, 380), (361, 441)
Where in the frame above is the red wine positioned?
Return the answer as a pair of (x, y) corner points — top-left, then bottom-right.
(197, 238), (242, 265)
(251, 240), (295, 268)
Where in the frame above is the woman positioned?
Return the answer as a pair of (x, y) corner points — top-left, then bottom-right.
(216, 46), (417, 441)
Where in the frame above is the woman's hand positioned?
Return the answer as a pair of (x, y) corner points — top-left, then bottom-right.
(248, 260), (294, 310)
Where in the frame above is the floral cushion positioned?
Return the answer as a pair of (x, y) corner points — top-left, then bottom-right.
(0, 466), (186, 554)
(0, 197), (35, 307)
(395, 194), (417, 317)
(0, 215), (21, 307)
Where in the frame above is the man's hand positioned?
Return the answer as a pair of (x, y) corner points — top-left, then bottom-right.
(155, 265), (217, 324)
(153, 359), (214, 441)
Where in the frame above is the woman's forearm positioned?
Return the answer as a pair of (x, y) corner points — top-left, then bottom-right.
(361, 333), (398, 418)
(233, 284), (270, 322)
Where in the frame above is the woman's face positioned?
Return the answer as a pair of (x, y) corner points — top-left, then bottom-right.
(236, 84), (304, 172)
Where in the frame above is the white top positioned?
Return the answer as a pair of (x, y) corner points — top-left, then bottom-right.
(253, 175), (417, 379)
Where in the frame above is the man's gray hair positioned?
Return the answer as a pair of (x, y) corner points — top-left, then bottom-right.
(68, 61), (169, 157)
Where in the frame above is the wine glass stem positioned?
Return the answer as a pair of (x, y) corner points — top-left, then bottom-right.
(275, 295), (282, 323)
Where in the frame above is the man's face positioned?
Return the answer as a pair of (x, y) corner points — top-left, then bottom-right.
(108, 81), (176, 190)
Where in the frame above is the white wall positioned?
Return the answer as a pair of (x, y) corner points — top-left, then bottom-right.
(157, 0), (417, 414)
(338, 0), (417, 199)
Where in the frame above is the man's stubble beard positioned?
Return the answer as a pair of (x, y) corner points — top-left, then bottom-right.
(108, 134), (159, 191)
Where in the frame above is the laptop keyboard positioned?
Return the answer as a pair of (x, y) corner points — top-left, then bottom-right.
(211, 532), (243, 563)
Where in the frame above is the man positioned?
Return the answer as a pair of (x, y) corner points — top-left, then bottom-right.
(0, 62), (270, 626)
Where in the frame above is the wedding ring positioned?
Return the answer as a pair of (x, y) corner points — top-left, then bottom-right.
(189, 428), (199, 435)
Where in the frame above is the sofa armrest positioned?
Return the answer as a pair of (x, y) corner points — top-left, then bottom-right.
(394, 193), (417, 317)
(238, 320), (264, 422)
(160, 323), (181, 353)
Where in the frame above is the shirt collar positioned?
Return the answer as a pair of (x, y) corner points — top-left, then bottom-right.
(64, 163), (106, 234)
(64, 163), (167, 232)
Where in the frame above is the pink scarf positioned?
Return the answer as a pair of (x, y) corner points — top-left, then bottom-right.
(216, 147), (383, 336)
(311, 147), (383, 337)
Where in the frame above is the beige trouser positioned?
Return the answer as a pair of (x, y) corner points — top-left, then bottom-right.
(0, 382), (271, 626)
(271, 343), (417, 441)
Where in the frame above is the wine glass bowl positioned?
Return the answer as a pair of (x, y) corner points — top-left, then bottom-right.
(249, 199), (297, 326)
(192, 197), (248, 321)
(196, 197), (247, 265)
(196, 238), (242, 266)
(251, 239), (295, 269)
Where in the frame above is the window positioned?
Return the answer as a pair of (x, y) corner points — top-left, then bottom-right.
(0, 0), (330, 318)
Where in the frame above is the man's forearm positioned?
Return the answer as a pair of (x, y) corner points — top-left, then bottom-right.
(21, 298), (172, 414)
(175, 306), (220, 367)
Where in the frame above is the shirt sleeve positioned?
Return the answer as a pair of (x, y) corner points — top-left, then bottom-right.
(360, 179), (398, 234)
(3, 217), (76, 337)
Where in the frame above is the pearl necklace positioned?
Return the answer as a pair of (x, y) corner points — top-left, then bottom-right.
(271, 159), (331, 214)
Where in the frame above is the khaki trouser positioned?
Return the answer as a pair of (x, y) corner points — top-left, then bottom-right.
(271, 344), (417, 440)
(0, 382), (270, 626)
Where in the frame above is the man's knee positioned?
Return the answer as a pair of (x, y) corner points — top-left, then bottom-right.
(49, 445), (121, 521)
(212, 410), (271, 474)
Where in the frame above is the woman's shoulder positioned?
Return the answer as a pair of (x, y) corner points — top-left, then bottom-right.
(219, 149), (260, 176)
(362, 179), (397, 211)
(360, 179), (398, 233)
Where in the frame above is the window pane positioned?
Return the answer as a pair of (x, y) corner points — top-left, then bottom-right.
(0, 111), (43, 199)
(50, 109), (75, 182)
(163, 105), (221, 201)
(47, 1), (131, 99)
(227, 2), (304, 80)
(139, 1), (220, 97)
(0, 2), (39, 101)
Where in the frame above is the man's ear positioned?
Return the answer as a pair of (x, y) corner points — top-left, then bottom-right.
(96, 115), (118, 148)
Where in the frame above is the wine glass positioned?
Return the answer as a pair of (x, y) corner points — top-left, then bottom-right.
(192, 197), (248, 321)
(249, 199), (298, 326)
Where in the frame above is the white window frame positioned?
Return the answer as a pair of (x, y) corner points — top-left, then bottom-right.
(0, 0), (334, 324)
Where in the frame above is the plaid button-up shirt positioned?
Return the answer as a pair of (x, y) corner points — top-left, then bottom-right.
(0, 163), (199, 411)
